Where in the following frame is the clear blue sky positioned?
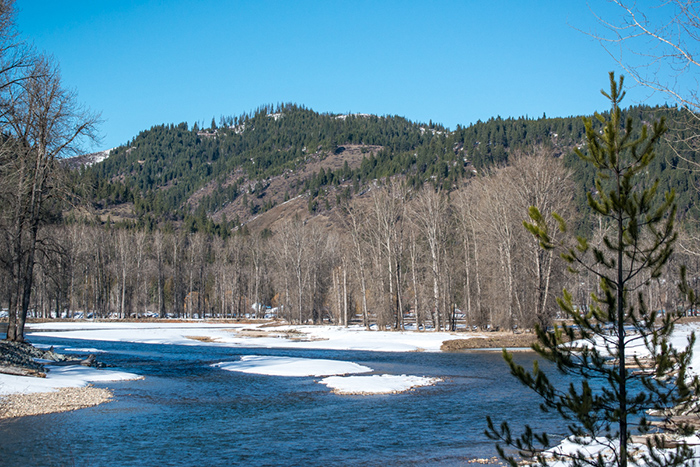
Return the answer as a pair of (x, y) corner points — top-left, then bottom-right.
(15, 1), (669, 151)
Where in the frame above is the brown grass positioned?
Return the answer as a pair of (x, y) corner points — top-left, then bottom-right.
(185, 335), (218, 343)
(440, 332), (538, 351)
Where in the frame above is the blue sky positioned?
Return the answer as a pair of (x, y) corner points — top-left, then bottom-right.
(16, 1), (669, 151)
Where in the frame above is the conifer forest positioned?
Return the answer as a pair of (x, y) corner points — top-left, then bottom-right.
(4, 103), (700, 332)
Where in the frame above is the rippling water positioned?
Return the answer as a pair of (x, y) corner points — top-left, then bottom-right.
(0, 336), (569, 466)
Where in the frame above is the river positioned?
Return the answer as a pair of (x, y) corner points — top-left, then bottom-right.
(0, 335), (568, 466)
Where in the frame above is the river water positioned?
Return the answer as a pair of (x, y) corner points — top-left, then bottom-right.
(0, 336), (568, 466)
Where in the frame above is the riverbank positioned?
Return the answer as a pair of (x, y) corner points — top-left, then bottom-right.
(0, 339), (141, 420)
(4, 319), (699, 422)
(0, 322), (536, 419)
(440, 332), (538, 351)
(24, 320), (539, 353)
(0, 386), (113, 419)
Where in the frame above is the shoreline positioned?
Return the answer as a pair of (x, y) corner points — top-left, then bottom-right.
(0, 386), (113, 420)
(0, 329), (535, 420)
(0, 337), (141, 421)
(8, 319), (697, 420)
(440, 332), (538, 351)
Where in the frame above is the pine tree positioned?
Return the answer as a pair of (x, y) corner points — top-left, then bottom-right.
(486, 73), (700, 467)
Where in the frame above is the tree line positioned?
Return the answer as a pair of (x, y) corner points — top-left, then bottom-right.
(6, 147), (699, 331)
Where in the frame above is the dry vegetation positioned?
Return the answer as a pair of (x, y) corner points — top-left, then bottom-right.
(440, 332), (539, 351)
(201, 144), (382, 229)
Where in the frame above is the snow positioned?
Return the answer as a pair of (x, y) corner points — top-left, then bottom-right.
(27, 322), (462, 352)
(320, 374), (441, 395)
(70, 148), (112, 167)
(12, 320), (700, 417)
(540, 435), (700, 467)
(0, 365), (140, 396)
(11, 323), (453, 398)
(570, 322), (700, 377)
(212, 355), (371, 377)
(212, 355), (438, 394)
(90, 150), (111, 165)
(542, 437), (620, 466)
(27, 322), (242, 347)
(535, 322), (700, 466)
(669, 324), (700, 375)
(334, 113), (371, 120)
(24, 321), (700, 370)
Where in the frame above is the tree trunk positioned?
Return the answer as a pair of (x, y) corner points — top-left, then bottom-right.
(342, 261), (348, 327)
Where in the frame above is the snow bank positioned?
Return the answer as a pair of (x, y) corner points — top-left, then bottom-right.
(544, 437), (620, 464)
(0, 365), (141, 396)
(542, 435), (700, 467)
(27, 322), (464, 352)
(28, 322), (251, 347)
(212, 355), (372, 377)
(669, 323), (700, 377)
(320, 374), (441, 395)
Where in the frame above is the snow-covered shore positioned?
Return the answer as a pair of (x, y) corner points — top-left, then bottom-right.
(0, 362), (141, 419)
(1, 321), (474, 418)
(0, 364), (140, 396)
(4, 320), (700, 436)
(24, 321), (469, 352)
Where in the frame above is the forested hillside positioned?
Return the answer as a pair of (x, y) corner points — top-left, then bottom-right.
(72, 103), (700, 235)
(6, 102), (693, 332)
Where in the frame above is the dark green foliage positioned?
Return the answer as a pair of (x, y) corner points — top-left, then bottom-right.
(76, 105), (453, 222)
(487, 74), (700, 467)
(72, 101), (700, 239)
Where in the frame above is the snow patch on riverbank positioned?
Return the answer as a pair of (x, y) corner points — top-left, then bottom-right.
(27, 322), (463, 352)
(28, 322), (243, 347)
(533, 322), (700, 466)
(0, 365), (140, 395)
(570, 322), (700, 377)
(213, 355), (372, 377)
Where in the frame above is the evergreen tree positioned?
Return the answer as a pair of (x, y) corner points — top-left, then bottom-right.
(487, 73), (700, 467)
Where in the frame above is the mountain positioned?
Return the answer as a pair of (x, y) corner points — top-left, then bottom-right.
(64, 148), (113, 169)
(70, 103), (700, 234)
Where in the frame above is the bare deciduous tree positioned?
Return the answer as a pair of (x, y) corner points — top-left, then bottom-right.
(588, 0), (700, 168)
(0, 54), (98, 340)
(369, 180), (408, 330)
(589, 0), (699, 113)
(510, 148), (575, 327)
(410, 188), (449, 331)
(343, 200), (372, 330)
(454, 186), (484, 327)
